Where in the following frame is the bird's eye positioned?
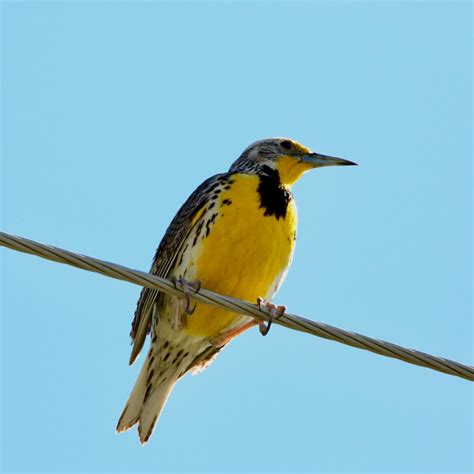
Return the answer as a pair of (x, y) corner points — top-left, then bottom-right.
(280, 140), (293, 150)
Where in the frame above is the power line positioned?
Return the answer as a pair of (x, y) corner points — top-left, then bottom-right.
(1, 231), (472, 382)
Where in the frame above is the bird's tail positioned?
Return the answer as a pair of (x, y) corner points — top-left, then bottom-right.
(116, 354), (178, 444)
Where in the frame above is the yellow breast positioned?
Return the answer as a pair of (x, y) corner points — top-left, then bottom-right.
(180, 173), (297, 338)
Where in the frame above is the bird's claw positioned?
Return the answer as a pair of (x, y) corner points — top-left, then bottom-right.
(171, 277), (201, 316)
(256, 297), (286, 336)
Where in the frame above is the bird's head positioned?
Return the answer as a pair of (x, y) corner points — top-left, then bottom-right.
(229, 138), (357, 186)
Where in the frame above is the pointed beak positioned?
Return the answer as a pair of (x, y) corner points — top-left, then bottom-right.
(302, 152), (358, 168)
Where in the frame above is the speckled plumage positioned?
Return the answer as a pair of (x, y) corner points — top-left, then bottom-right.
(129, 172), (235, 364)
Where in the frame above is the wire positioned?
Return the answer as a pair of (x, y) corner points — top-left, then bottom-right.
(1, 231), (472, 382)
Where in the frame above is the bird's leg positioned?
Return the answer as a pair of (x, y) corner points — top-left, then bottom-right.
(170, 276), (201, 331)
(210, 298), (287, 347)
(256, 297), (286, 336)
(210, 298), (287, 346)
(210, 320), (258, 348)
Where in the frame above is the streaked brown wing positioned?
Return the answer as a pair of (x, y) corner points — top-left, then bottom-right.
(129, 173), (227, 364)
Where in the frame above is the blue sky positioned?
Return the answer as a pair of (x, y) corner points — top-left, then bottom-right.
(1, 1), (472, 472)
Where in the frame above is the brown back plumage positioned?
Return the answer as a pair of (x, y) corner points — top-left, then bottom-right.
(129, 173), (229, 364)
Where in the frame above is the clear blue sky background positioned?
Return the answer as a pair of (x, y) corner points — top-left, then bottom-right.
(1, 1), (472, 472)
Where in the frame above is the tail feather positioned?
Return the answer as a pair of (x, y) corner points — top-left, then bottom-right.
(137, 379), (176, 444)
(116, 359), (148, 433)
(117, 330), (209, 443)
(116, 353), (179, 444)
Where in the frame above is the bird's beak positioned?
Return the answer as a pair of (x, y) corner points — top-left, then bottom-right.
(301, 152), (358, 168)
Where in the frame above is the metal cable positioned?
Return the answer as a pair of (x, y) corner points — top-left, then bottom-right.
(1, 231), (472, 382)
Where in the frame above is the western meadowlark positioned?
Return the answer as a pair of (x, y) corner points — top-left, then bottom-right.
(116, 138), (356, 443)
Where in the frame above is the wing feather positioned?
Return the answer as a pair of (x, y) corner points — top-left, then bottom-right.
(128, 173), (227, 364)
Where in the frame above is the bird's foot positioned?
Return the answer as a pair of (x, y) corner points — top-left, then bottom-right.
(256, 297), (286, 336)
(171, 276), (201, 314)
(170, 276), (201, 330)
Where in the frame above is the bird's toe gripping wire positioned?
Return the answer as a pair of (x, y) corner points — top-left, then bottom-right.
(171, 276), (201, 315)
(256, 297), (286, 336)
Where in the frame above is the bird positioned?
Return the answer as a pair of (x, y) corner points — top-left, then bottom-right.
(116, 137), (356, 443)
